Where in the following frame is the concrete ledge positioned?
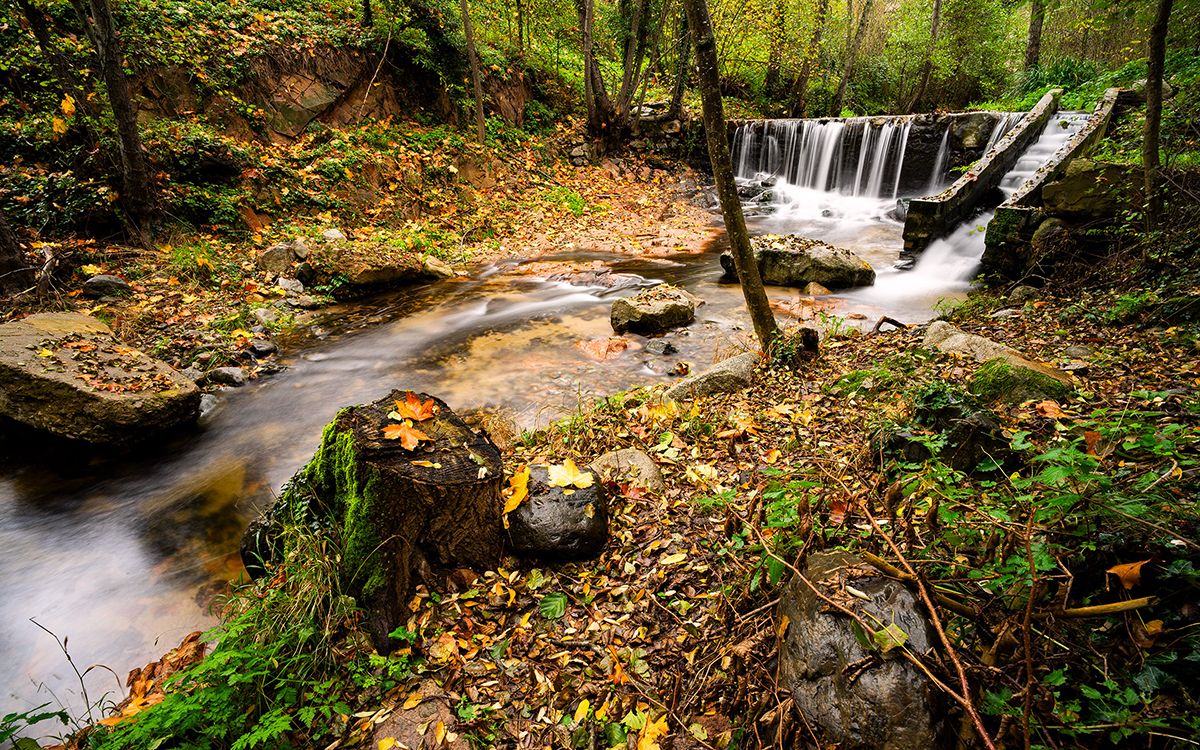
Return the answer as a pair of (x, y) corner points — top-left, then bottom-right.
(980, 88), (1121, 278)
(901, 89), (1061, 256)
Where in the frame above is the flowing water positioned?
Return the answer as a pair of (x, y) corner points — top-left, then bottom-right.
(1, 111), (1087, 719)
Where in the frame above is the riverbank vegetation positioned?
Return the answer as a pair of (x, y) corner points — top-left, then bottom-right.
(2, 0), (1199, 747)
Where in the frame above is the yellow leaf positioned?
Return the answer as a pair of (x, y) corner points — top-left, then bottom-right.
(401, 691), (423, 710)
(37, 348), (54, 357)
(777, 614), (790, 638)
(195, 255), (214, 270)
(547, 458), (594, 489)
(52, 117), (68, 135)
(378, 739), (398, 750)
(503, 465), (531, 514)
(660, 552), (687, 565)
(1107, 559), (1151, 590)
(61, 94), (76, 118)
(230, 328), (253, 339)
(764, 448), (781, 464)
(637, 713), (669, 750)
(434, 720), (447, 745)
(573, 699), (590, 723)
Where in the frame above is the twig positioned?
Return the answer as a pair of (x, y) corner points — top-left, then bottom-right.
(1049, 596), (1158, 619)
(858, 551), (977, 618)
(869, 315), (908, 334)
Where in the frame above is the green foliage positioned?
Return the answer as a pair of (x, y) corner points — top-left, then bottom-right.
(1, 704), (70, 746)
(544, 186), (587, 216)
(969, 357), (1073, 404)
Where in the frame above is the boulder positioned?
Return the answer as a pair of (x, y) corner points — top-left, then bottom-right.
(305, 240), (424, 296)
(371, 681), (469, 750)
(611, 285), (697, 334)
(970, 357), (1073, 404)
(245, 390), (504, 652)
(421, 255), (455, 279)
(507, 465), (609, 559)
(664, 351), (759, 401)
(802, 281), (833, 296)
(0, 313), (199, 443)
(591, 448), (666, 494)
(321, 228), (347, 242)
(923, 321), (1016, 362)
(203, 366), (246, 387)
(1028, 217), (1074, 270)
(723, 235), (875, 290)
(256, 241), (300, 275)
(82, 274), (132, 298)
(1008, 285), (1040, 304)
(644, 339), (678, 356)
(779, 552), (944, 749)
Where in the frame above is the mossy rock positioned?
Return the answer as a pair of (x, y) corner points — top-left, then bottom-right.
(969, 358), (1072, 404)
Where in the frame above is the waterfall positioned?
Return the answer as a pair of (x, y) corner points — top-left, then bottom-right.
(925, 127), (951, 193)
(982, 113), (1019, 155)
(731, 118), (914, 199)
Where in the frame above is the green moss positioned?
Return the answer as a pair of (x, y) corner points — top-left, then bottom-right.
(282, 415), (386, 598)
(969, 358), (1072, 404)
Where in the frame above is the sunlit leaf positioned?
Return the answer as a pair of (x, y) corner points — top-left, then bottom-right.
(547, 458), (593, 489)
(382, 422), (432, 450)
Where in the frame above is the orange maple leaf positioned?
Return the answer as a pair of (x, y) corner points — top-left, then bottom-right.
(383, 422), (432, 450)
(392, 391), (438, 421)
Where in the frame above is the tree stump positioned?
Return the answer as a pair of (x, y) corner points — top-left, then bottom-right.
(254, 390), (504, 652)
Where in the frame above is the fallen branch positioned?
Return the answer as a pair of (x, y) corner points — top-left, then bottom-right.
(859, 551), (978, 619)
(870, 316), (908, 334)
(1048, 596), (1158, 619)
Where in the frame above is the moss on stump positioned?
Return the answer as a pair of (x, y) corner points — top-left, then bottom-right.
(257, 390), (504, 652)
(969, 358), (1072, 404)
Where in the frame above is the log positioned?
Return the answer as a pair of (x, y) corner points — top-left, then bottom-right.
(246, 390), (504, 652)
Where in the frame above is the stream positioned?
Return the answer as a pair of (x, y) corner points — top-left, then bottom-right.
(0, 111), (1086, 718)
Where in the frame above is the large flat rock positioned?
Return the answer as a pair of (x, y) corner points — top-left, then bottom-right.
(0, 313), (200, 443)
(722, 234), (875, 290)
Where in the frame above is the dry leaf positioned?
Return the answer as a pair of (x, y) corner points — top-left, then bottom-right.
(1107, 559), (1151, 590)
(547, 458), (594, 489)
(1035, 400), (1068, 419)
(392, 391), (438, 421)
(378, 738), (398, 750)
(763, 448), (782, 464)
(573, 699), (591, 723)
(383, 422), (432, 450)
(638, 713), (669, 750)
(503, 466), (531, 516)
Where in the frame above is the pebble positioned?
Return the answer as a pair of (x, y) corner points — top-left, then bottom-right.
(205, 366), (246, 387)
(644, 339), (678, 356)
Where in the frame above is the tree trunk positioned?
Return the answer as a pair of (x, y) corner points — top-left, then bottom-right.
(1144, 0), (1173, 229)
(253, 391), (505, 653)
(1024, 0), (1045, 70)
(69, 0), (157, 242)
(792, 0), (828, 116)
(618, 0), (648, 111)
(0, 212), (33, 297)
(831, 0), (872, 116)
(906, 0), (941, 112)
(362, 0), (373, 27)
(460, 0), (487, 142)
(681, 0), (779, 350)
(515, 0), (525, 54)
(763, 0), (786, 99)
(668, 6), (691, 118)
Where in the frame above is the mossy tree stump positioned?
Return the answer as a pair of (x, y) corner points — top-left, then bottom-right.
(271, 390), (504, 652)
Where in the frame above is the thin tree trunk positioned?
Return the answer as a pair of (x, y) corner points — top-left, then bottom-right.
(1144, 0), (1173, 229)
(362, 0), (373, 27)
(69, 0), (157, 241)
(618, 0), (648, 110)
(1024, 0), (1045, 70)
(668, 5), (690, 118)
(576, 0), (617, 137)
(0, 212), (33, 297)
(515, 0), (525, 54)
(906, 0), (941, 112)
(831, 0), (872, 116)
(792, 0), (828, 116)
(460, 0), (487, 142)
(681, 0), (778, 350)
(763, 0), (786, 99)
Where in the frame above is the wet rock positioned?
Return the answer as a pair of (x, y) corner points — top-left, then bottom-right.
(940, 411), (1010, 473)
(289, 295), (323, 309)
(970, 357), (1073, 404)
(802, 281), (833, 296)
(0, 313), (199, 443)
(872, 428), (935, 465)
(591, 448), (665, 494)
(722, 234), (875, 290)
(422, 255), (455, 279)
(507, 465), (609, 559)
(1029, 217), (1073, 269)
(664, 351), (758, 401)
(321, 228), (347, 242)
(306, 240), (424, 294)
(198, 393), (220, 422)
(1043, 159), (1141, 219)
(1009, 285), (1041, 304)
(459, 407), (521, 453)
(779, 552), (944, 750)
(248, 339), (277, 358)
(644, 339), (678, 356)
(611, 285), (697, 334)
(1062, 360), (1090, 377)
(204, 366), (246, 387)
(924, 321), (1018, 362)
(82, 274), (132, 299)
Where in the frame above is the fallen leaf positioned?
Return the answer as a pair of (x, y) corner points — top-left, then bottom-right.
(60, 94), (76, 118)
(503, 466), (531, 515)
(660, 552), (687, 565)
(378, 738), (397, 750)
(1035, 400), (1068, 419)
(382, 422), (432, 450)
(637, 713), (669, 750)
(1107, 559), (1151, 590)
(548, 458), (594, 489)
(763, 448), (782, 464)
(392, 391), (438, 421)
(871, 622), (909, 653)
(574, 699), (591, 723)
